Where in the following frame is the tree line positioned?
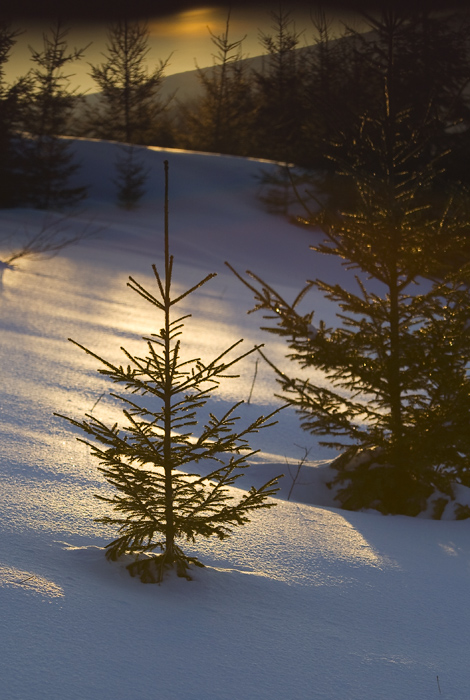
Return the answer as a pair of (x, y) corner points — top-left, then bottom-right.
(2, 8), (470, 212)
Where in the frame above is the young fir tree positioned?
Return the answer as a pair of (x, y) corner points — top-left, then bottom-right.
(19, 20), (87, 210)
(57, 161), (281, 583)
(229, 80), (470, 517)
(113, 145), (149, 209)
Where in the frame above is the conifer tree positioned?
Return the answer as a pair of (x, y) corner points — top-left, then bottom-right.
(399, 9), (470, 186)
(87, 19), (171, 145)
(57, 161), (281, 583)
(0, 22), (30, 208)
(113, 145), (149, 209)
(21, 20), (87, 209)
(308, 9), (470, 201)
(0, 22), (17, 206)
(178, 11), (254, 156)
(300, 10), (370, 171)
(252, 7), (306, 163)
(230, 78), (470, 517)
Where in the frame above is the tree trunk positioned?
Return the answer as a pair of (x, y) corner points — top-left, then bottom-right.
(163, 160), (175, 557)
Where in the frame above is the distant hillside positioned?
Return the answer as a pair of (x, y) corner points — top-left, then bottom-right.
(78, 45), (315, 114)
(159, 51), (287, 102)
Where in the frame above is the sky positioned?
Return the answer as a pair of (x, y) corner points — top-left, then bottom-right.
(3, 0), (464, 93)
(2, 2), (380, 94)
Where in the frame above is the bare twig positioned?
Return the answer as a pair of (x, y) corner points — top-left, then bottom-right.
(286, 445), (312, 501)
(247, 358), (259, 404)
(1, 213), (101, 265)
(90, 393), (105, 413)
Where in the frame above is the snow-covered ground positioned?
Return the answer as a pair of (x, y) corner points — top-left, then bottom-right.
(1, 140), (469, 700)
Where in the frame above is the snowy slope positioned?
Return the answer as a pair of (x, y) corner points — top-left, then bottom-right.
(0, 140), (469, 700)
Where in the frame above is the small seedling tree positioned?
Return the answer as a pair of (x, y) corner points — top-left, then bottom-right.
(57, 161), (281, 582)
(114, 145), (149, 209)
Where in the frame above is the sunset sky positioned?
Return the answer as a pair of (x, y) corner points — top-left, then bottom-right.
(4, 4), (361, 94)
(4, 0), (461, 94)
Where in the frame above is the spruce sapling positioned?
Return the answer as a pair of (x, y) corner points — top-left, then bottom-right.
(114, 145), (149, 209)
(57, 161), (282, 583)
(228, 94), (470, 516)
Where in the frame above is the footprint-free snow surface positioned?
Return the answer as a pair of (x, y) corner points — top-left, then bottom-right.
(0, 140), (469, 700)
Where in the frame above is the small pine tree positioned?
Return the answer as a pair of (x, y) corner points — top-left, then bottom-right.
(114, 145), (149, 209)
(57, 161), (282, 583)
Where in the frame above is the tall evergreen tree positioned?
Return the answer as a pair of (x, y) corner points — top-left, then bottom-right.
(298, 9), (337, 168)
(20, 20), (87, 209)
(399, 9), (470, 185)
(87, 19), (171, 145)
(252, 7), (306, 163)
(230, 76), (470, 517)
(178, 11), (254, 156)
(311, 9), (470, 202)
(0, 22), (30, 208)
(58, 161), (281, 583)
(265, 9), (470, 262)
(300, 10), (373, 171)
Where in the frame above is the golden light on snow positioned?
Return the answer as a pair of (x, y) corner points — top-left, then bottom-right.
(0, 564), (64, 598)
(191, 495), (400, 588)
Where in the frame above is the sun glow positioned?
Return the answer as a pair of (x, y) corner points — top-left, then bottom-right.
(150, 8), (224, 39)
